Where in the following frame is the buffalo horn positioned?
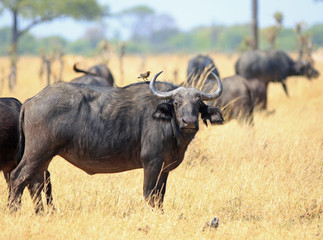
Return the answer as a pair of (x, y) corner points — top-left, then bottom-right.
(149, 71), (175, 99)
(200, 72), (223, 101)
(150, 71), (223, 101)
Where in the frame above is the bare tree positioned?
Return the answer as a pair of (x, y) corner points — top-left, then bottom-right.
(119, 42), (126, 85)
(264, 12), (283, 49)
(305, 37), (313, 63)
(55, 48), (65, 82)
(274, 12), (283, 26)
(264, 26), (277, 49)
(173, 69), (178, 83)
(39, 50), (56, 86)
(296, 22), (306, 60)
(139, 54), (146, 72)
(238, 36), (254, 52)
(98, 40), (111, 65)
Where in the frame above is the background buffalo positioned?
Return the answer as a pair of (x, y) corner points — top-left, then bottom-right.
(71, 64), (115, 87)
(187, 55), (254, 124)
(0, 97), (53, 208)
(235, 50), (320, 109)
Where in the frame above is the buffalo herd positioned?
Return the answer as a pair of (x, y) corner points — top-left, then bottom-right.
(0, 49), (320, 214)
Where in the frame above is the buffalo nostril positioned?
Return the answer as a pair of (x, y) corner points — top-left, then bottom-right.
(182, 117), (198, 128)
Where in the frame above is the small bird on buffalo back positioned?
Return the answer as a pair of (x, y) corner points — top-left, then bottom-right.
(138, 71), (151, 81)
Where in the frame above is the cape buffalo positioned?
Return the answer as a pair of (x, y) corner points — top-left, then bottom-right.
(9, 71), (223, 213)
(186, 55), (253, 124)
(235, 50), (320, 109)
(0, 98), (21, 186)
(71, 64), (115, 87)
(0, 97), (21, 110)
(202, 75), (254, 124)
(243, 78), (267, 110)
(0, 98), (52, 209)
(187, 54), (220, 86)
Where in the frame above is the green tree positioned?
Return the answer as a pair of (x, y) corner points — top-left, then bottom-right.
(148, 14), (179, 53)
(66, 26), (106, 56)
(275, 28), (297, 51)
(66, 39), (94, 56)
(0, 0), (108, 90)
(38, 36), (68, 53)
(217, 25), (250, 52)
(0, 27), (10, 55)
(118, 5), (154, 42)
(19, 32), (38, 54)
(308, 24), (323, 47)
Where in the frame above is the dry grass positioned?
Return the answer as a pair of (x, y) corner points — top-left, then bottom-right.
(0, 52), (322, 239)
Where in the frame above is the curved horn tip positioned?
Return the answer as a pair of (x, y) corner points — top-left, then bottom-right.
(211, 72), (223, 93)
(149, 70), (174, 99)
(210, 72), (218, 79)
(200, 72), (223, 101)
(155, 71), (163, 77)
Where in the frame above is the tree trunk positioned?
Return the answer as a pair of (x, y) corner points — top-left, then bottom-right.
(297, 34), (303, 61)
(58, 57), (64, 82)
(0, 67), (4, 94)
(119, 43), (126, 85)
(46, 60), (51, 86)
(251, 0), (258, 50)
(8, 9), (19, 91)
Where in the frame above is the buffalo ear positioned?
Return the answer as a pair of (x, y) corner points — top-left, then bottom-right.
(152, 102), (173, 120)
(199, 102), (224, 126)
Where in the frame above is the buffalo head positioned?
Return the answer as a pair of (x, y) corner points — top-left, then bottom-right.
(150, 71), (223, 132)
(283, 60), (320, 96)
(294, 61), (320, 80)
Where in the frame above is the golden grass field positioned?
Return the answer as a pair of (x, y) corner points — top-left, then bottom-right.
(0, 52), (322, 239)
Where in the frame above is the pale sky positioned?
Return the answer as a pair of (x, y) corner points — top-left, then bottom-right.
(0, 0), (322, 40)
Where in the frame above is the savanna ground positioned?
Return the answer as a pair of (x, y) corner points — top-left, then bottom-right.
(0, 52), (322, 239)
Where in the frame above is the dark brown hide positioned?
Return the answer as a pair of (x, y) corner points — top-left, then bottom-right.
(9, 72), (223, 213)
(202, 75), (254, 124)
(0, 98), (53, 212)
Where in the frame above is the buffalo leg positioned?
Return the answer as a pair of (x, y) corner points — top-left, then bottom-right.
(4, 172), (11, 203)
(3, 171), (10, 189)
(262, 84), (268, 110)
(143, 161), (169, 208)
(27, 172), (45, 214)
(28, 170), (55, 213)
(8, 161), (29, 212)
(9, 150), (52, 214)
(44, 170), (54, 207)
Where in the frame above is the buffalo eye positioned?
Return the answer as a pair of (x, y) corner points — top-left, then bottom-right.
(173, 100), (180, 107)
(193, 97), (201, 105)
